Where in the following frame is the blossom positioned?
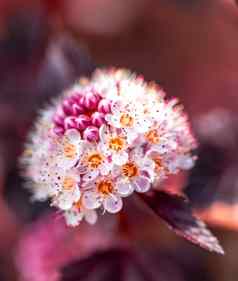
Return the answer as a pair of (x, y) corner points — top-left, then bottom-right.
(51, 168), (81, 210)
(115, 146), (155, 195)
(77, 140), (113, 183)
(64, 202), (97, 226)
(55, 129), (84, 169)
(21, 68), (197, 226)
(98, 125), (129, 165)
(82, 176), (123, 213)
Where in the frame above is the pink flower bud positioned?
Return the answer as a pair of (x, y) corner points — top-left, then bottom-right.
(71, 103), (85, 116)
(53, 126), (64, 136)
(70, 93), (83, 103)
(91, 112), (105, 127)
(98, 99), (111, 114)
(75, 115), (91, 131)
(64, 116), (77, 130)
(53, 114), (65, 126)
(83, 126), (99, 142)
(62, 99), (74, 115)
(80, 92), (100, 110)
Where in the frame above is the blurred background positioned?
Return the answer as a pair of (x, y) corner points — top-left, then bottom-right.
(1, 0), (238, 280)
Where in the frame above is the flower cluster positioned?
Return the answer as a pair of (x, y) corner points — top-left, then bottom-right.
(21, 68), (197, 226)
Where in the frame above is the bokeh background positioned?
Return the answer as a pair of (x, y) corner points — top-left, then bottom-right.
(1, 0), (238, 280)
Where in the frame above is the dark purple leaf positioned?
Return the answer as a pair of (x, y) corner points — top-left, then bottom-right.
(183, 110), (238, 230)
(61, 249), (128, 281)
(61, 247), (186, 281)
(139, 190), (224, 254)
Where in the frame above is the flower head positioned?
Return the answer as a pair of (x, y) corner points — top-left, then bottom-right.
(21, 68), (197, 226)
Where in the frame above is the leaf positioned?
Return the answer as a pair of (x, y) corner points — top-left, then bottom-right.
(61, 249), (129, 281)
(61, 247), (186, 281)
(138, 190), (224, 255)
(185, 143), (238, 231)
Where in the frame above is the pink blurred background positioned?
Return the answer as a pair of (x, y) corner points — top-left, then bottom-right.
(1, 0), (238, 280)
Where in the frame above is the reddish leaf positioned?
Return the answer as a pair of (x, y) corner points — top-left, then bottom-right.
(139, 190), (224, 255)
(61, 247), (186, 281)
(184, 123), (238, 231)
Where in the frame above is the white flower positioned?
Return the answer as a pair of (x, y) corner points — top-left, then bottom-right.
(105, 99), (152, 144)
(56, 129), (84, 169)
(82, 177), (123, 214)
(64, 205), (97, 227)
(115, 147), (155, 195)
(98, 125), (129, 165)
(77, 142), (113, 184)
(51, 169), (81, 210)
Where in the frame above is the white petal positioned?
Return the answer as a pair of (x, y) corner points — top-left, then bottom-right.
(64, 209), (83, 227)
(99, 125), (107, 142)
(133, 176), (151, 193)
(126, 130), (138, 144)
(56, 187), (81, 210)
(130, 146), (143, 161)
(100, 162), (112, 175)
(56, 157), (74, 170)
(111, 100), (122, 114)
(116, 181), (134, 197)
(55, 194), (74, 210)
(82, 191), (101, 209)
(112, 151), (128, 165)
(140, 158), (155, 170)
(111, 165), (121, 177)
(103, 194), (123, 214)
(136, 119), (152, 133)
(72, 187), (82, 202)
(98, 142), (111, 157)
(64, 129), (81, 143)
(84, 210), (98, 225)
(146, 149), (161, 158)
(82, 170), (99, 183)
(105, 114), (120, 127)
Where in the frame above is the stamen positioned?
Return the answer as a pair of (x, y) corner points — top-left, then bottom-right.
(63, 143), (77, 159)
(87, 153), (103, 169)
(153, 157), (163, 172)
(63, 176), (76, 190)
(109, 137), (125, 151)
(122, 162), (138, 178)
(74, 198), (82, 209)
(120, 113), (134, 127)
(97, 180), (114, 195)
(145, 129), (160, 144)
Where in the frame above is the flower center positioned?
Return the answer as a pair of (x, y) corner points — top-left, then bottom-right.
(153, 157), (163, 172)
(87, 153), (103, 169)
(122, 162), (138, 178)
(97, 180), (114, 195)
(74, 198), (82, 209)
(109, 137), (125, 151)
(63, 176), (76, 190)
(120, 113), (134, 127)
(63, 143), (77, 159)
(145, 129), (160, 144)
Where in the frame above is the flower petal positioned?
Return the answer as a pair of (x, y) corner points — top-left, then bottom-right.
(64, 129), (81, 143)
(100, 162), (112, 175)
(82, 170), (99, 183)
(112, 151), (128, 165)
(64, 209), (83, 227)
(84, 210), (98, 225)
(133, 176), (151, 193)
(116, 181), (134, 197)
(82, 191), (101, 209)
(103, 194), (123, 214)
